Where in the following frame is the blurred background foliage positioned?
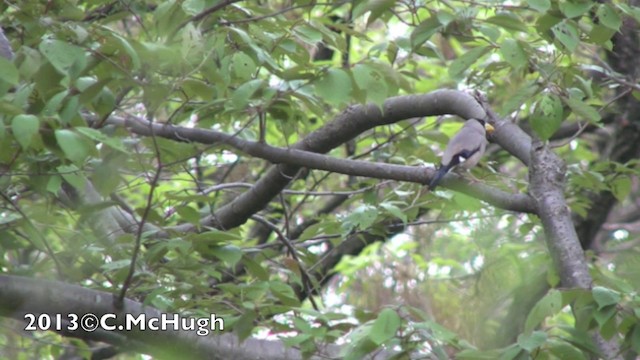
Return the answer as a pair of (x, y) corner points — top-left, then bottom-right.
(1, 0), (640, 359)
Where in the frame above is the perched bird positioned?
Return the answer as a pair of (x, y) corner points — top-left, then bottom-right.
(428, 118), (494, 190)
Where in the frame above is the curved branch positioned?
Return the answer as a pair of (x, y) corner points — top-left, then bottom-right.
(90, 91), (534, 225)
(0, 274), (372, 360)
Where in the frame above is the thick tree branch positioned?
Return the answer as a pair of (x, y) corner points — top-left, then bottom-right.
(529, 141), (589, 287)
(528, 140), (621, 359)
(88, 95), (534, 217)
(0, 275), (394, 360)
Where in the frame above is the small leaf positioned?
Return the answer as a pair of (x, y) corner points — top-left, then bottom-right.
(501, 81), (538, 114)
(341, 205), (378, 233)
(560, 2), (593, 18)
(486, 13), (528, 33)
(55, 129), (91, 164)
(548, 340), (588, 360)
(57, 164), (86, 190)
(76, 127), (127, 153)
(525, 289), (563, 333)
(563, 97), (601, 123)
(530, 94), (563, 140)
(449, 46), (490, 77)
(12, 114), (40, 149)
(529, 0), (550, 13)
(175, 205), (200, 225)
(588, 25), (616, 45)
(314, 68), (352, 106)
(610, 176), (631, 202)
(352, 64), (387, 106)
(101, 259), (131, 271)
(232, 52), (256, 80)
(369, 308), (401, 345)
(380, 202), (407, 225)
(231, 79), (264, 109)
(500, 39), (528, 69)
(234, 310), (257, 341)
(0, 56), (19, 85)
(410, 17), (442, 48)
(518, 331), (547, 352)
(358, 0), (396, 26)
(39, 39), (86, 75)
(270, 281), (300, 307)
(592, 286), (621, 309)
(596, 4), (622, 31)
(552, 21), (579, 52)
(109, 32), (141, 70)
(210, 245), (243, 268)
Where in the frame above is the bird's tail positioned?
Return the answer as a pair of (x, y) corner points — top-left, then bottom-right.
(428, 165), (449, 190)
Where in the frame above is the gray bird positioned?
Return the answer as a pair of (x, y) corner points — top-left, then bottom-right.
(429, 118), (494, 190)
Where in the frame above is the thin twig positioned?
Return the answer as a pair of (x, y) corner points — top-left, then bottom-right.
(250, 215), (320, 310)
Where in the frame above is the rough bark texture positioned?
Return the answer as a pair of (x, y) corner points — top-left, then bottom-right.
(528, 140), (621, 359)
(529, 141), (591, 288)
(0, 275), (395, 360)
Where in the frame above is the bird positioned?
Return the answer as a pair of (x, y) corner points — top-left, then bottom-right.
(428, 118), (494, 190)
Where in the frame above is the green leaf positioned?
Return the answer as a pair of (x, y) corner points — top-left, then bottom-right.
(352, 64), (387, 106)
(593, 305), (616, 327)
(452, 192), (481, 211)
(270, 281), (300, 307)
(175, 205), (200, 225)
(379, 202), (407, 225)
(11, 114), (40, 149)
(109, 32), (141, 70)
(314, 68), (352, 106)
(530, 94), (563, 140)
(242, 256), (269, 281)
(560, 2), (593, 18)
(234, 310), (257, 341)
(517, 331), (547, 352)
(410, 17), (442, 48)
(500, 39), (528, 69)
(75, 127), (127, 153)
(39, 39), (86, 75)
(341, 205), (378, 233)
(101, 259), (131, 271)
(182, 79), (215, 101)
(369, 308), (401, 345)
(588, 24), (616, 46)
(55, 129), (91, 164)
(449, 46), (490, 77)
(209, 245), (243, 268)
(592, 286), (621, 309)
(557, 326), (601, 355)
(552, 21), (579, 52)
(231, 79), (264, 109)
(610, 176), (631, 202)
(528, 0), (550, 13)
(0, 56), (19, 85)
(596, 4), (622, 31)
(563, 98), (601, 123)
(525, 289), (563, 333)
(57, 164), (86, 190)
(486, 13), (528, 33)
(618, 4), (640, 24)
(548, 340), (587, 360)
(232, 52), (257, 80)
(501, 81), (538, 115)
(358, 0), (396, 26)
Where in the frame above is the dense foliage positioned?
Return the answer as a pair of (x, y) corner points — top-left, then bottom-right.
(1, 0), (640, 359)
